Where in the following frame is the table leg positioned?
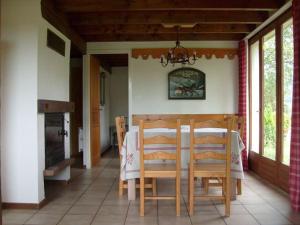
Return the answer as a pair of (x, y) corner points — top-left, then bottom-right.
(231, 178), (237, 200)
(128, 179), (136, 200)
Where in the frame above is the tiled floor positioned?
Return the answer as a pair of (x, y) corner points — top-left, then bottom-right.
(3, 150), (300, 225)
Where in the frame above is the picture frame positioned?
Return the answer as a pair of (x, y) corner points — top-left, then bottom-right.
(168, 68), (206, 100)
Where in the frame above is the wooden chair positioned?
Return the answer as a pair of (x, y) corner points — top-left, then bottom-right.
(188, 117), (233, 216)
(205, 115), (245, 195)
(139, 119), (181, 216)
(115, 116), (156, 196)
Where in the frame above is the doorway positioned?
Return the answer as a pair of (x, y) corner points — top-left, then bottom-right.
(96, 54), (129, 156)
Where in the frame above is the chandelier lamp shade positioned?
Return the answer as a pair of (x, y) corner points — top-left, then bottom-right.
(160, 26), (197, 67)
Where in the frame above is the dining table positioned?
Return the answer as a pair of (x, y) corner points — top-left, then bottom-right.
(120, 125), (245, 200)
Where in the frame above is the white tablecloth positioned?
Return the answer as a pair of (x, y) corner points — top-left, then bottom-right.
(120, 126), (245, 180)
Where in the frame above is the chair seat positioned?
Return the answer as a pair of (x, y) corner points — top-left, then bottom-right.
(193, 163), (226, 177)
(144, 163), (177, 178)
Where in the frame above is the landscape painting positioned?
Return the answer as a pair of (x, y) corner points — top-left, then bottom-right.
(168, 68), (206, 99)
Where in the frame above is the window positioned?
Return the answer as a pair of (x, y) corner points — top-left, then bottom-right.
(250, 41), (260, 154)
(248, 9), (293, 192)
(282, 19), (294, 165)
(263, 30), (277, 160)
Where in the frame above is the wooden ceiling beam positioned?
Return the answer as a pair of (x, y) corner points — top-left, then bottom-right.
(41, 0), (86, 53)
(74, 24), (254, 35)
(55, 0), (283, 12)
(82, 33), (245, 42)
(69, 11), (268, 25)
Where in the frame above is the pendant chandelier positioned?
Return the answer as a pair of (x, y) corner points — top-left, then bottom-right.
(160, 26), (197, 67)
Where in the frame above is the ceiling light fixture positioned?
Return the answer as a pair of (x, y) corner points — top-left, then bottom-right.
(160, 26), (197, 67)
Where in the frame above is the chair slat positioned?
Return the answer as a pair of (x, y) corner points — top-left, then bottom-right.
(144, 151), (176, 160)
(194, 120), (227, 129)
(194, 135), (226, 144)
(144, 135), (176, 145)
(194, 152), (226, 160)
(143, 119), (177, 129)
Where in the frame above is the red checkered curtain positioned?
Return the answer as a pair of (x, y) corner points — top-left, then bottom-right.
(290, 0), (300, 212)
(238, 40), (248, 170)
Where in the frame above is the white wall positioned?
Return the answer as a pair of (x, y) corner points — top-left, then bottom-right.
(110, 67), (128, 126)
(83, 55), (91, 168)
(87, 41), (238, 127)
(1, 0), (71, 204)
(37, 19), (71, 182)
(130, 57), (238, 114)
(1, 0), (40, 204)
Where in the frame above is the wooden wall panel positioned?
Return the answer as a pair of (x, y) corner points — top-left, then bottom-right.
(89, 55), (100, 166)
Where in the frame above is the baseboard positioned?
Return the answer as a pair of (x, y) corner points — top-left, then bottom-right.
(3, 198), (47, 209)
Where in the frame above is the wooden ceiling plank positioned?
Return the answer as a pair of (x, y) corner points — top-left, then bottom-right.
(82, 33), (245, 42)
(41, 0), (86, 53)
(68, 11), (268, 25)
(74, 24), (253, 35)
(55, 0), (283, 12)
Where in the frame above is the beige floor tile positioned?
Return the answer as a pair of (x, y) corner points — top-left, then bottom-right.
(158, 216), (192, 225)
(58, 214), (94, 225)
(215, 204), (249, 215)
(25, 213), (63, 225)
(157, 205), (188, 216)
(190, 214), (226, 225)
(76, 195), (104, 206)
(97, 205), (128, 216)
(127, 204), (157, 217)
(68, 204), (99, 215)
(243, 204), (279, 214)
(192, 205), (219, 215)
(252, 213), (292, 225)
(3, 212), (34, 224)
(39, 204), (71, 214)
(92, 214), (126, 225)
(125, 216), (158, 225)
(224, 214), (260, 225)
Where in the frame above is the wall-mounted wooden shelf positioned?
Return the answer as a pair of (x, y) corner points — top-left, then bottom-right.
(38, 99), (75, 113)
(43, 159), (74, 177)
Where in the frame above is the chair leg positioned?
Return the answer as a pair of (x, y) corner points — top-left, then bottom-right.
(119, 179), (123, 196)
(140, 177), (145, 216)
(237, 179), (242, 195)
(176, 176), (180, 216)
(189, 171), (194, 216)
(203, 178), (209, 194)
(222, 178), (225, 196)
(152, 178), (157, 196)
(225, 178), (231, 217)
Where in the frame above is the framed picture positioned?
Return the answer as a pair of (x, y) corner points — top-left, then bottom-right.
(168, 68), (206, 99)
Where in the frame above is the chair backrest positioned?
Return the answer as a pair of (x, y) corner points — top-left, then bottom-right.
(115, 116), (126, 155)
(189, 117), (234, 173)
(139, 119), (181, 171)
(233, 115), (245, 139)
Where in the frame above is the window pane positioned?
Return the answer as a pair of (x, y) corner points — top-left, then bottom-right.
(250, 41), (260, 153)
(282, 19), (294, 165)
(263, 30), (276, 160)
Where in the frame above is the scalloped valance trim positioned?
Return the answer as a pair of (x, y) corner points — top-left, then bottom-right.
(132, 48), (238, 60)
